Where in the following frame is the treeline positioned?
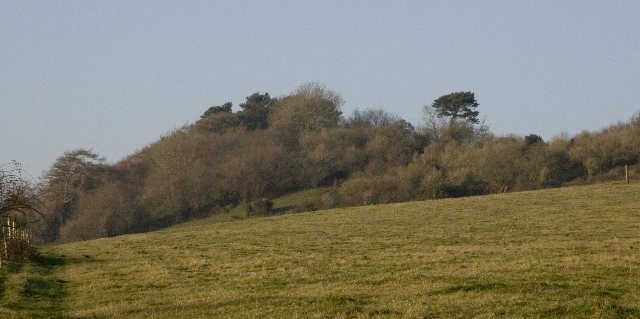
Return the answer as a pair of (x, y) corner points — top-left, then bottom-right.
(34, 83), (640, 244)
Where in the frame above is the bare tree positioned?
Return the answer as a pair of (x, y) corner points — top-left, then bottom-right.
(343, 108), (400, 128)
(0, 161), (40, 219)
(422, 104), (449, 144)
(0, 161), (41, 262)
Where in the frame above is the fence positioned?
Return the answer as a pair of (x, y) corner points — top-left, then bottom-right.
(0, 216), (33, 267)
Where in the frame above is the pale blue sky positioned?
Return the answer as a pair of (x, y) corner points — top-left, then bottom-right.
(2, 1), (639, 177)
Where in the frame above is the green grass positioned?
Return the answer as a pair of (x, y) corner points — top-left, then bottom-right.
(2, 182), (640, 318)
(170, 187), (326, 229)
(271, 187), (325, 214)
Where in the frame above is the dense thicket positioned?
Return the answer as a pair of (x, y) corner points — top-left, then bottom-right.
(34, 85), (640, 244)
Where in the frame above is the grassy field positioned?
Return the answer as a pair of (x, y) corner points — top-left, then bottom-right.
(1, 182), (640, 318)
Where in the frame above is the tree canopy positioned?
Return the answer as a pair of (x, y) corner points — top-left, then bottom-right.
(431, 91), (480, 128)
(239, 93), (271, 130)
(201, 102), (233, 118)
(269, 82), (343, 133)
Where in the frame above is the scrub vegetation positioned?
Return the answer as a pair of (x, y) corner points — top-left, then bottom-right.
(30, 83), (640, 244)
(1, 182), (640, 318)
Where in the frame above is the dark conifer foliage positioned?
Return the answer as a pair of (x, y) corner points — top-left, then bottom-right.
(239, 93), (271, 130)
(201, 102), (233, 118)
(431, 91), (480, 127)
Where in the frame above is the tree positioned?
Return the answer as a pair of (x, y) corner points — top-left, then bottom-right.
(43, 149), (105, 207)
(364, 120), (419, 175)
(141, 129), (202, 224)
(299, 128), (369, 187)
(0, 161), (40, 219)
(239, 93), (271, 130)
(269, 82), (343, 148)
(342, 108), (400, 128)
(0, 162), (40, 260)
(524, 134), (544, 147)
(39, 149), (105, 242)
(422, 104), (449, 144)
(201, 102), (233, 118)
(424, 92), (488, 144)
(193, 111), (241, 134)
(430, 92), (480, 129)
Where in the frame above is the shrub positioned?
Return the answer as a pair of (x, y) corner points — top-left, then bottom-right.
(244, 199), (274, 216)
(3, 238), (39, 261)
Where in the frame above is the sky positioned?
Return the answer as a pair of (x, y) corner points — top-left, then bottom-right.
(2, 1), (640, 178)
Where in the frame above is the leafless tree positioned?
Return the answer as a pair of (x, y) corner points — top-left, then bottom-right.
(0, 161), (41, 219)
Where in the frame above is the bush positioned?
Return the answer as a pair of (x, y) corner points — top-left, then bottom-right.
(3, 238), (39, 261)
(244, 199), (274, 216)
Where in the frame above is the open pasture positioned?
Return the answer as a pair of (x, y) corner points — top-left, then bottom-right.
(2, 182), (640, 318)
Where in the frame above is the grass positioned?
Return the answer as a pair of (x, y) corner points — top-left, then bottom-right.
(170, 187), (326, 229)
(2, 182), (640, 318)
(0, 256), (67, 318)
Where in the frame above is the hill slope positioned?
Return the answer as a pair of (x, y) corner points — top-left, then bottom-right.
(2, 182), (640, 318)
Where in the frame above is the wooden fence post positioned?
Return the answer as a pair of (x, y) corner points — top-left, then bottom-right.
(0, 217), (7, 267)
(625, 165), (629, 184)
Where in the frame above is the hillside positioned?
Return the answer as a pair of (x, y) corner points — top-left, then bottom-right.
(2, 182), (640, 318)
(34, 85), (640, 245)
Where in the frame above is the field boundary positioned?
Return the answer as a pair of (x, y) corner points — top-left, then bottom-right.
(0, 216), (33, 267)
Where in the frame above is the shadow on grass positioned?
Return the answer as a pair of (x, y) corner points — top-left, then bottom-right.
(427, 279), (640, 318)
(75, 294), (389, 319)
(272, 205), (296, 214)
(432, 282), (510, 294)
(539, 302), (640, 318)
(2, 254), (76, 319)
(272, 202), (318, 215)
(0, 260), (27, 305)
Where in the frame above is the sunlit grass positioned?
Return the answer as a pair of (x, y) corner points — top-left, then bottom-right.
(2, 182), (640, 318)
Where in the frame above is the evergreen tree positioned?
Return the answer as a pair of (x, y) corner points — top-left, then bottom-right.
(431, 92), (480, 128)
